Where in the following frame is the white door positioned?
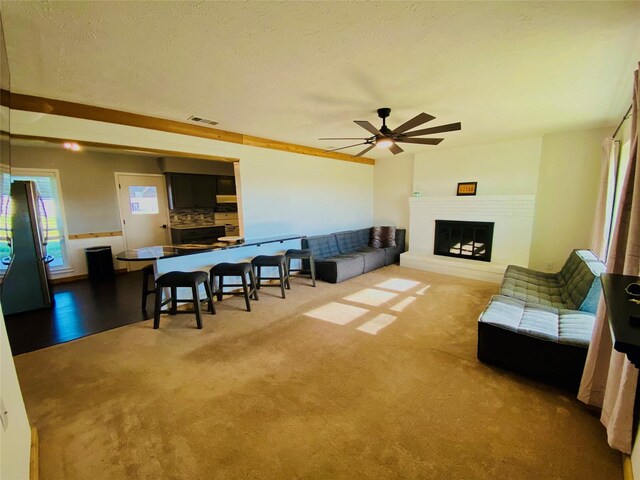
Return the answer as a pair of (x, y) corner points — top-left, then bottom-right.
(116, 173), (170, 271)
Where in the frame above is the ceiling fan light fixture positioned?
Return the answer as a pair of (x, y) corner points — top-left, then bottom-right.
(320, 108), (461, 156)
(376, 137), (394, 148)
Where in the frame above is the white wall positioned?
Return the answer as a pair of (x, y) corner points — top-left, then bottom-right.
(0, 305), (32, 480)
(528, 126), (612, 271)
(10, 111), (374, 239)
(238, 148), (372, 238)
(393, 133), (609, 272)
(373, 153), (413, 233)
(412, 137), (542, 197)
(61, 236), (128, 279)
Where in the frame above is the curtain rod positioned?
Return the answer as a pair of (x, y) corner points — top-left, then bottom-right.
(613, 104), (633, 138)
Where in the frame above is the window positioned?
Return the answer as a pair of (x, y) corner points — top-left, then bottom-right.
(0, 168), (10, 265)
(611, 140), (631, 229)
(129, 186), (159, 214)
(594, 138), (633, 262)
(11, 168), (69, 270)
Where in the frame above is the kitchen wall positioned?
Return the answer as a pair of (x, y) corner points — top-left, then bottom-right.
(170, 208), (219, 227)
(11, 145), (161, 234)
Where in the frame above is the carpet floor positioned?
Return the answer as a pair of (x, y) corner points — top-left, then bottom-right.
(14, 265), (621, 479)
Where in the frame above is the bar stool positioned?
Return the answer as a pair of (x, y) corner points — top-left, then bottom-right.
(141, 264), (155, 310)
(251, 254), (289, 299)
(285, 249), (316, 287)
(153, 271), (215, 329)
(209, 262), (258, 312)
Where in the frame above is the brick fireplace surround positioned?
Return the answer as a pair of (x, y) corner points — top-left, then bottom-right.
(400, 195), (536, 283)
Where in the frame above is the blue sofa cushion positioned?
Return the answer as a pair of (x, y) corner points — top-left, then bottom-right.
(500, 270), (565, 309)
(558, 250), (606, 313)
(355, 228), (371, 247)
(316, 254), (365, 283)
(500, 249), (605, 314)
(335, 230), (363, 254)
(303, 234), (340, 259)
(479, 295), (595, 347)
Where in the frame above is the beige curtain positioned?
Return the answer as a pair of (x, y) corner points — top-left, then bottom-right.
(589, 137), (619, 260)
(578, 62), (640, 453)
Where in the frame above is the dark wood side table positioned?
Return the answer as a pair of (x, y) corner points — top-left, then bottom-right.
(601, 273), (640, 368)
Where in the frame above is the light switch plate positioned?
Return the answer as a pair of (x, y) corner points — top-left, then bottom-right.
(0, 396), (8, 430)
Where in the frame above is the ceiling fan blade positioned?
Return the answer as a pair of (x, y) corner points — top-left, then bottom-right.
(403, 122), (462, 138)
(392, 112), (435, 134)
(325, 142), (368, 152)
(354, 120), (383, 136)
(354, 144), (376, 157)
(319, 137), (368, 140)
(395, 137), (444, 145)
(388, 143), (404, 155)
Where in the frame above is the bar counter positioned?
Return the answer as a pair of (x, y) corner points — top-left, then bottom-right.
(115, 234), (304, 262)
(116, 234), (305, 302)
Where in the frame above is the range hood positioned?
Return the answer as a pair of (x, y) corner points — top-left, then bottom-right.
(216, 195), (237, 203)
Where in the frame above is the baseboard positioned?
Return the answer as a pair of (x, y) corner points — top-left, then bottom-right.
(400, 251), (506, 284)
(30, 426), (39, 480)
(623, 454), (633, 480)
(50, 268), (128, 284)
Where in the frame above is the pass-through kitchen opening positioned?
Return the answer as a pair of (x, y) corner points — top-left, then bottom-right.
(167, 171), (241, 245)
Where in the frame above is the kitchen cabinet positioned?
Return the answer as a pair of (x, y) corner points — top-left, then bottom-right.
(170, 174), (195, 209)
(171, 226), (226, 244)
(168, 174), (217, 209)
(192, 175), (216, 208)
(217, 176), (236, 195)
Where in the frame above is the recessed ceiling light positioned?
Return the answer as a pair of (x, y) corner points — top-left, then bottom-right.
(188, 115), (218, 127)
(63, 142), (81, 151)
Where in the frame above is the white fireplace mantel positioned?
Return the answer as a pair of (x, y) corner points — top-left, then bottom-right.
(400, 195), (536, 283)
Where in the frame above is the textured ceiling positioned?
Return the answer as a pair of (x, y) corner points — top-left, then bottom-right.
(1, 1), (639, 159)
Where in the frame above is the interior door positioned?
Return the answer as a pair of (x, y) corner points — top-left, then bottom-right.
(116, 173), (170, 271)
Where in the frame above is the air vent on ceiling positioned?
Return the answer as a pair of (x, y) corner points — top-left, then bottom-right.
(188, 115), (219, 126)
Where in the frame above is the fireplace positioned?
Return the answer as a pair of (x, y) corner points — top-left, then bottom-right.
(434, 220), (494, 262)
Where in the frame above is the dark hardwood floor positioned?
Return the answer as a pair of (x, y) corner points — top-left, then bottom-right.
(4, 271), (151, 355)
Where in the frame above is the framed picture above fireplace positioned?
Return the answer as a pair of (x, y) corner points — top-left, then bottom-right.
(457, 182), (477, 196)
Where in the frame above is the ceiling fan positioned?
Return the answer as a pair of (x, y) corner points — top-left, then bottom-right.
(320, 108), (461, 157)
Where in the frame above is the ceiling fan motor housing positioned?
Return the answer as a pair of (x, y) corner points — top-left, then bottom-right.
(377, 108), (392, 135)
(377, 107), (391, 119)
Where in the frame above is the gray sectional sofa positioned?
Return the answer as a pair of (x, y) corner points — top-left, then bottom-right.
(302, 228), (406, 283)
(477, 249), (606, 390)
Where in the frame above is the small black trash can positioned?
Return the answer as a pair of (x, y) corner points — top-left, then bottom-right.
(85, 246), (115, 280)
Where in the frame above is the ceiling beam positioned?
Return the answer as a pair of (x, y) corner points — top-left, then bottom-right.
(10, 133), (239, 162)
(9, 93), (375, 166)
